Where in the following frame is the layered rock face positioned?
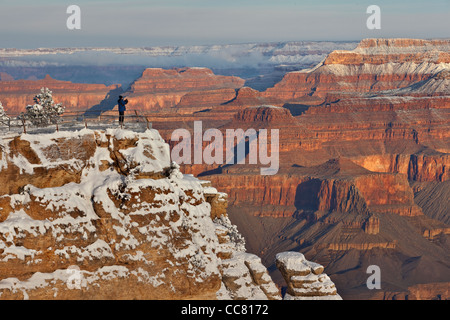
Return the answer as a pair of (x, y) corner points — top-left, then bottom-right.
(0, 75), (119, 115)
(263, 38), (450, 100)
(177, 39), (450, 299)
(124, 67), (245, 112)
(276, 252), (341, 300)
(0, 128), (287, 300)
(0, 72), (14, 81)
(206, 158), (422, 219)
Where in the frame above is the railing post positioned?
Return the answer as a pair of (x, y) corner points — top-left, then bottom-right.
(22, 118), (26, 134)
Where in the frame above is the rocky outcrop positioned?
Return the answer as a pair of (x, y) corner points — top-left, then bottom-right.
(300, 99), (447, 142)
(363, 216), (380, 235)
(124, 67), (245, 112)
(276, 252), (341, 300)
(407, 282), (450, 300)
(215, 87), (284, 113)
(0, 75), (119, 115)
(0, 128), (283, 300)
(0, 72), (14, 81)
(326, 39), (450, 64)
(233, 105), (297, 125)
(350, 151), (450, 183)
(372, 282), (450, 300)
(217, 252), (281, 300)
(176, 88), (238, 114)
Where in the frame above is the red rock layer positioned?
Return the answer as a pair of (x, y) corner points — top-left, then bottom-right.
(233, 105), (297, 125)
(263, 38), (450, 101)
(175, 88), (237, 114)
(263, 71), (439, 100)
(350, 152), (450, 182)
(204, 159), (421, 219)
(124, 67), (245, 112)
(327, 38), (450, 65)
(0, 72), (14, 81)
(372, 282), (450, 300)
(0, 74), (118, 115)
(294, 97), (450, 152)
(215, 87), (285, 112)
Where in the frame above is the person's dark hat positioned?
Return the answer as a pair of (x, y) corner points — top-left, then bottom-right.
(119, 95), (123, 99)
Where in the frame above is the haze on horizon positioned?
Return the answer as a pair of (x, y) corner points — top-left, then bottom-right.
(0, 0), (449, 49)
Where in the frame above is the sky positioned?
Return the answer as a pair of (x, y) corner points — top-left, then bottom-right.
(0, 0), (449, 48)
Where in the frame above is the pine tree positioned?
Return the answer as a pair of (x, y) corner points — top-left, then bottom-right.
(0, 101), (10, 125)
(19, 88), (65, 126)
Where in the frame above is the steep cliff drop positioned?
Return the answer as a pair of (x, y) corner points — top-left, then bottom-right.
(123, 67), (245, 113)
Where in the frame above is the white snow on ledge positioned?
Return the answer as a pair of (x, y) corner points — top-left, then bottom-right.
(276, 252), (307, 271)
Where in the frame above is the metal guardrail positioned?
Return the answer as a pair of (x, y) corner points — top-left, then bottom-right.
(0, 109), (152, 134)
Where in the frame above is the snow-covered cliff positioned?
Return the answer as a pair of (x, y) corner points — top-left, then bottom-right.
(0, 127), (339, 300)
(0, 128), (283, 299)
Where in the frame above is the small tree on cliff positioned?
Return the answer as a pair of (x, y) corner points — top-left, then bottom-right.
(0, 101), (10, 126)
(19, 88), (65, 126)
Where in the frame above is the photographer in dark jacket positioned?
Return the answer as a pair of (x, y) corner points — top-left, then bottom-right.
(118, 95), (128, 126)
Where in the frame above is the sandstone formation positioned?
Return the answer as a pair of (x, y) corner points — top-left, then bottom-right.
(0, 72), (14, 81)
(0, 75), (119, 115)
(263, 38), (450, 100)
(123, 67), (245, 112)
(276, 251), (341, 300)
(205, 158), (423, 219)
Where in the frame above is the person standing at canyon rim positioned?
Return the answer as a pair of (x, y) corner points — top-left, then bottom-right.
(118, 95), (128, 126)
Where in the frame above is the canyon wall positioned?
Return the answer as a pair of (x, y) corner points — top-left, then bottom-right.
(0, 75), (119, 115)
(263, 38), (450, 101)
(124, 67), (244, 112)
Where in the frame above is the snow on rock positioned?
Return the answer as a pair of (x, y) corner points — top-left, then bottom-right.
(276, 251), (342, 300)
(0, 127), (280, 300)
(0, 101), (9, 124)
(219, 252), (281, 300)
